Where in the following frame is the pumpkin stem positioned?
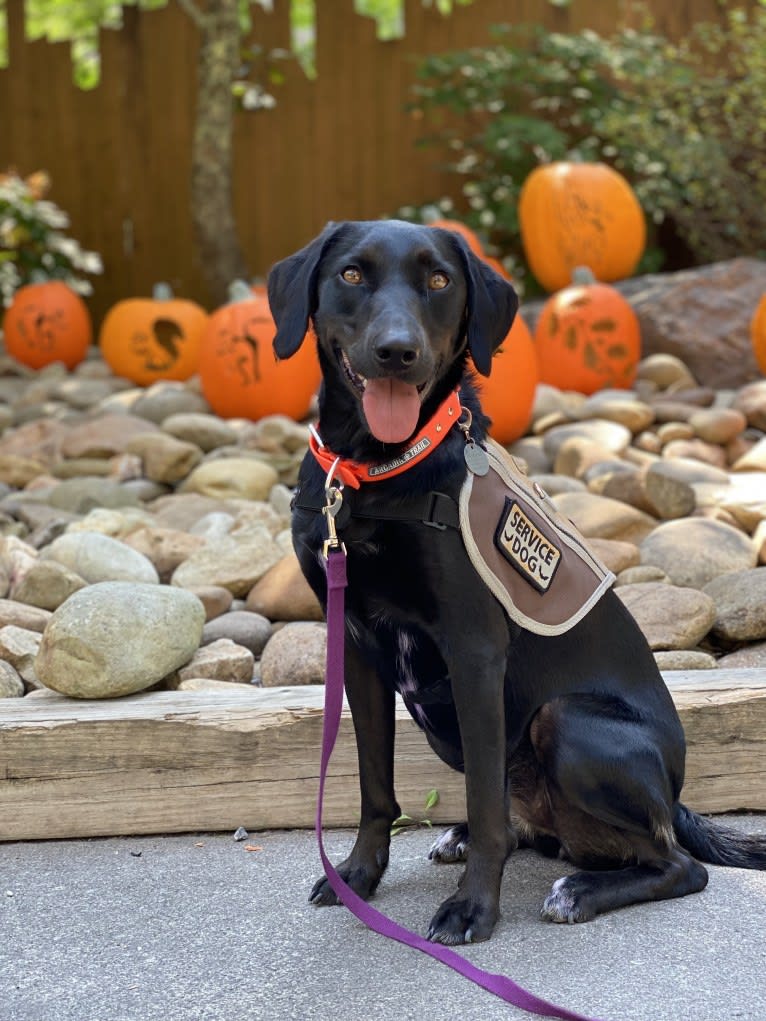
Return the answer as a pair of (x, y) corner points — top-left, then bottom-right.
(572, 266), (597, 286)
(152, 282), (174, 301)
(228, 280), (255, 304)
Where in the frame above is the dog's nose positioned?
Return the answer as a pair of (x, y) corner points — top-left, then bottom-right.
(373, 334), (420, 372)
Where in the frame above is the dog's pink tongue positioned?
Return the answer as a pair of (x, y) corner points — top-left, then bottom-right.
(362, 379), (421, 444)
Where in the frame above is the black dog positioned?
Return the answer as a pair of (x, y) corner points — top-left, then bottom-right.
(268, 219), (765, 945)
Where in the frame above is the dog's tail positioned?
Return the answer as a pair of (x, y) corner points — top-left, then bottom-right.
(673, 803), (766, 869)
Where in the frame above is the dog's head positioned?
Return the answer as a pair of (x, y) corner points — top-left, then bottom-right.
(268, 219), (518, 445)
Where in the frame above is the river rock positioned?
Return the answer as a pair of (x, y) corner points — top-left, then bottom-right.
(0, 660), (24, 698)
(552, 492), (657, 543)
(507, 437), (551, 475)
(542, 420), (633, 460)
(125, 432), (203, 484)
(731, 379), (766, 431)
(585, 538), (640, 574)
(148, 492), (238, 531)
(161, 413), (239, 452)
(260, 622), (327, 687)
(170, 528), (284, 596)
(174, 637), (255, 685)
(35, 581), (205, 698)
(716, 641), (766, 669)
(41, 531), (160, 585)
(122, 526), (207, 582)
(180, 457), (279, 502)
(616, 257), (764, 387)
(576, 392), (655, 434)
(703, 568), (766, 642)
(0, 454), (49, 487)
(615, 565), (669, 586)
(653, 650), (716, 670)
(0, 418), (62, 467)
(634, 353), (697, 391)
(200, 610), (272, 657)
(732, 436), (766, 473)
(615, 583), (716, 650)
(661, 438), (727, 468)
(0, 624), (42, 684)
(48, 477), (142, 514)
(130, 381), (211, 423)
(245, 553), (323, 622)
(59, 413), (161, 458)
(10, 559), (87, 610)
(640, 518), (757, 588)
(188, 585), (234, 621)
(0, 598), (51, 633)
(688, 408), (747, 445)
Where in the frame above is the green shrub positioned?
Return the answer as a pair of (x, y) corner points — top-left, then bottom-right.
(408, 7), (766, 293)
(0, 170), (102, 307)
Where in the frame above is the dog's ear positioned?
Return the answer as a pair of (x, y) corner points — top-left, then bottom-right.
(268, 222), (341, 359)
(449, 235), (519, 377)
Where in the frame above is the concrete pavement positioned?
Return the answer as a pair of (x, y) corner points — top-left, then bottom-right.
(1, 818), (765, 1021)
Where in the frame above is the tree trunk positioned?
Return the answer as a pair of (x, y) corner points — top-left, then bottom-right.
(189, 0), (250, 305)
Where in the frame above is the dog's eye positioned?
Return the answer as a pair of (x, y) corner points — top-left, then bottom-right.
(429, 271), (449, 290)
(341, 267), (363, 285)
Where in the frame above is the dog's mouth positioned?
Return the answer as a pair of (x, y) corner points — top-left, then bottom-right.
(338, 348), (426, 445)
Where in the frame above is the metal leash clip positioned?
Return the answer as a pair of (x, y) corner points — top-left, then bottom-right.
(322, 457), (347, 559)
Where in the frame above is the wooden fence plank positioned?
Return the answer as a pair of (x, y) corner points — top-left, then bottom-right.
(0, 0), (754, 323)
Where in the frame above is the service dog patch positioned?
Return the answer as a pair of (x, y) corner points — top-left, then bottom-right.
(495, 499), (561, 593)
(460, 440), (614, 636)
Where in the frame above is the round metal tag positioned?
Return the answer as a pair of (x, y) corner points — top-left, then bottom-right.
(464, 442), (490, 476)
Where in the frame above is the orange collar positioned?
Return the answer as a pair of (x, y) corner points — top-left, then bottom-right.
(308, 389), (462, 489)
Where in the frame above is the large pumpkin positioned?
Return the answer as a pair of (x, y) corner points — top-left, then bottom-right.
(474, 313), (538, 444)
(518, 162), (646, 292)
(427, 218), (485, 256)
(2, 281), (92, 369)
(534, 268), (641, 395)
(99, 284), (207, 385)
(199, 282), (320, 420)
(751, 293), (766, 375)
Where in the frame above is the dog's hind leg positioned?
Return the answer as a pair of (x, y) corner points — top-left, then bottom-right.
(309, 640), (401, 906)
(531, 695), (708, 923)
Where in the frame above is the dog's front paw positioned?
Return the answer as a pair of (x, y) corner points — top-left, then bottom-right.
(427, 892), (498, 945)
(540, 876), (596, 924)
(309, 861), (383, 907)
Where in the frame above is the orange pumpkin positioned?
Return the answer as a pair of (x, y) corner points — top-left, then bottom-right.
(518, 162), (646, 292)
(427, 218), (485, 256)
(199, 282), (320, 420)
(99, 284), (207, 385)
(534, 269), (641, 395)
(473, 314), (538, 444)
(2, 281), (92, 369)
(750, 293), (766, 375)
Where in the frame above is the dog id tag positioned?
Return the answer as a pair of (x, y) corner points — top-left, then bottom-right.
(464, 441), (489, 476)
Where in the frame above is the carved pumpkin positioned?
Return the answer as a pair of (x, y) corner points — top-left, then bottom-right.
(534, 268), (641, 395)
(98, 284), (207, 385)
(474, 313), (538, 444)
(751, 293), (766, 375)
(518, 162), (646, 292)
(199, 282), (320, 420)
(2, 281), (92, 369)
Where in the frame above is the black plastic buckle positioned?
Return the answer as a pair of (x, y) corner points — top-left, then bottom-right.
(422, 492), (448, 530)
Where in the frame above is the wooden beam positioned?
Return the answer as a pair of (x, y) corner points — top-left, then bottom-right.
(0, 670), (764, 841)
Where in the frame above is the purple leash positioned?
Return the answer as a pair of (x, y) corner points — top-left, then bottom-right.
(317, 546), (608, 1021)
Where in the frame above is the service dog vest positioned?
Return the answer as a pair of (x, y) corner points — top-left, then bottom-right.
(459, 440), (614, 636)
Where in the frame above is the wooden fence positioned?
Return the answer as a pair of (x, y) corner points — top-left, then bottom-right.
(0, 0), (743, 323)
